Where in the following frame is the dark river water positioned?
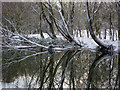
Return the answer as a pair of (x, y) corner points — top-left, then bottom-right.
(1, 48), (119, 89)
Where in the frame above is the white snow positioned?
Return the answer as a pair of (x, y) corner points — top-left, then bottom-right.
(0, 76), (40, 88)
(28, 34), (41, 39)
(73, 29), (119, 51)
(27, 33), (49, 39)
(77, 37), (99, 49)
(13, 30), (119, 52)
(12, 36), (20, 39)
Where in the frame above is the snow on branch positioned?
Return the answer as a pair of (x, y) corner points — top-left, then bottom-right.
(55, 2), (82, 47)
(1, 26), (48, 49)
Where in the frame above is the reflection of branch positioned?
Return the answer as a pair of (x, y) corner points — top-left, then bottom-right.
(2, 49), (37, 62)
(3, 51), (48, 68)
(118, 53), (120, 89)
(28, 67), (40, 88)
(38, 55), (52, 89)
(87, 53), (117, 89)
(59, 50), (81, 88)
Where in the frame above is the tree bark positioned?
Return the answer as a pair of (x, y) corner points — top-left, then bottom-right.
(104, 29), (106, 39)
(69, 2), (74, 35)
(41, 2), (56, 39)
(48, 4), (57, 39)
(39, 11), (44, 38)
(117, 3), (120, 40)
(86, 2), (110, 49)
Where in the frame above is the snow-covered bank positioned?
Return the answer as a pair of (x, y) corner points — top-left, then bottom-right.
(27, 33), (49, 39)
(77, 37), (119, 51)
(10, 33), (119, 52)
(9, 29), (119, 53)
(26, 29), (118, 41)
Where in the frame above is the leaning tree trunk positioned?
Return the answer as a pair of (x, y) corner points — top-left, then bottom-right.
(85, 2), (110, 49)
(117, 3), (120, 41)
(117, 3), (120, 83)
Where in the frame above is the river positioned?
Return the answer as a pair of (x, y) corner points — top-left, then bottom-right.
(1, 48), (119, 89)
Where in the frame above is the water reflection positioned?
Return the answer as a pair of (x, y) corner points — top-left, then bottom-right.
(87, 53), (118, 89)
(1, 49), (119, 89)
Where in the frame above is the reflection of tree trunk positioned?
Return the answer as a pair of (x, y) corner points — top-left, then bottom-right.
(118, 53), (120, 89)
(70, 60), (75, 89)
(87, 53), (116, 89)
(109, 57), (114, 88)
(86, 2), (110, 49)
(39, 56), (51, 89)
(49, 54), (54, 89)
(60, 50), (80, 89)
(87, 53), (104, 89)
(60, 51), (73, 89)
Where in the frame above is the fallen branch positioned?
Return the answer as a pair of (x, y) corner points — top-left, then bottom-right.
(2, 45), (37, 49)
(1, 27), (48, 49)
(1, 26), (82, 52)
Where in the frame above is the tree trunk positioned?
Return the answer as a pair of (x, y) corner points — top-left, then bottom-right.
(118, 5), (120, 40)
(109, 12), (112, 40)
(39, 12), (44, 38)
(41, 2), (56, 39)
(69, 2), (74, 35)
(87, 30), (89, 38)
(49, 5), (57, 39)
(78, 22), (81, 37)
(86, 2), (110, 49)
(104, 29), (106, 39)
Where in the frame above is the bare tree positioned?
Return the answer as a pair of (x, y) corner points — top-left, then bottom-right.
(85, 2), (114, 51)
(40, 2), (57, 39)
(116, 2), (120, 40)
(54, 2), (82, 46)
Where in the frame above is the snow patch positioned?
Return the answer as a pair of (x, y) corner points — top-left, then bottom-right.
(27, 33), (49, 39)
(75, 37), (99, 49)
(12, 29), (119, 52)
